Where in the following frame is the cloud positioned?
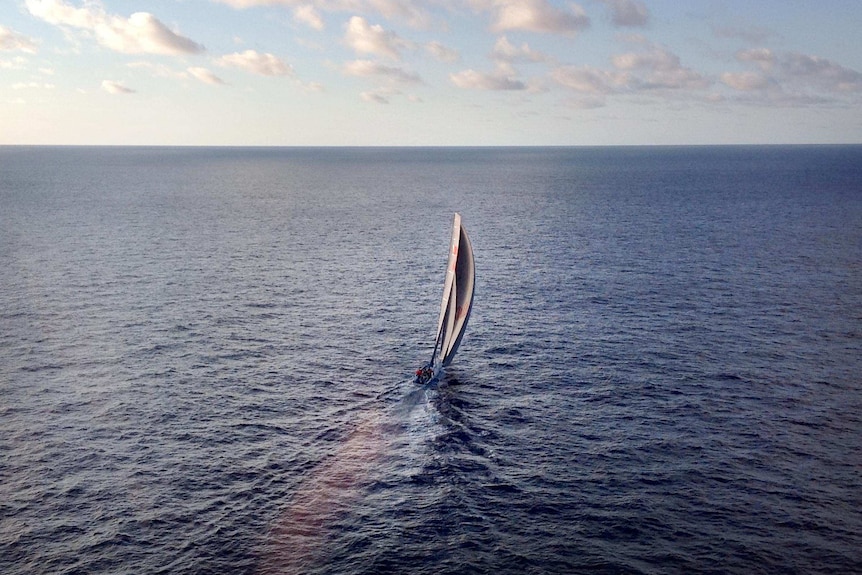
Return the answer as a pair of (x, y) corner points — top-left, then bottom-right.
(736, 48), (775, 71)
(365, 0), (431, 28)
(298, 80), (325, 92)
(483, 0), (590, 35)
(126, 60), (230, 87)
(781, 52), (862, 92)
(359, 86), (421, 104)
(599, 0), (649, 27)
(611, 43), (709, 90)
(721, 72), (770, 92)
(636, 67), (709, 91)
(425, 41), (460, 63)
(25, 0), (204, 55)
(216, 50), (293, 76)
(360, 87), (402, 104)
(101, 80), (135, 94)
(731, 48), (862, 98)
(188, 67), (226, 85)
(344, 16), (409, 60)
(361, 90), (391, 104)
(342, 59), (421, 83)
(294, 5), (324, 30)
(212, 0), (431, 27)
(491, 36), (547, 63)
(450, 67), (526, 90)
(0, 25), (39, 53)
(0, 56), (28, 70)
(213, 0), (273, 7)
(551, 41), (709, 101)
(611, 45), (676, 71)
(551, 65), (626, 94)
(12, 82), (55, 89)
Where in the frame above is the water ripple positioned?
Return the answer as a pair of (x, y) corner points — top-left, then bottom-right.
(2, 146), (861, 574)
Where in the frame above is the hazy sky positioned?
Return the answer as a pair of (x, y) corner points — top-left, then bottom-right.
(3, 0), (861, 145)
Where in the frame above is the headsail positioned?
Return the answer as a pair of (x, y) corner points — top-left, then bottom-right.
(432, 213), (475, 368)
(434, 214), (461, 356)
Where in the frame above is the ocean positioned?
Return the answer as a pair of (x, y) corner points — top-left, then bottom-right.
(1, 145), (860, 575)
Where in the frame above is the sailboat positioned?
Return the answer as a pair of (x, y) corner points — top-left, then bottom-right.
(414, 213), (475, 385)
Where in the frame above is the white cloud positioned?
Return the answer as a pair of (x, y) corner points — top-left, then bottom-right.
(491, 36), (547, 63)
(484, 0), (590, 35)
(359, 85), (421, 104)
(0, 25), (39, 53)
(781, 52), (862, 92)
(365, 0), (431, 28)
(611, 43), (709, 90)
(636, 67), (709, 91)
(551, 65), (625, 94)
(294, 5), (324, 30)
(729, 49), (862, 100)
(101, 12), (204, 55)
(0, 56), (28, 70)
(426, 41), (460, 63)
(188, 66), (226, 85)
(450, 67), (526, 90)
(25, 0), (204, 55)
(721, 72), (770, 92)
(612, 46), (675, 71)
(213, 0), (274, 7)
(343, 59), (421, 83)
(361, 87), (398, 104)
(298, 80), (325, 92)
(12, 82), (55, 89)
(361, 91), (388, 104)
(212, 0), (430, 27)
(101, 80), (135, 94)
(25, 0), (97, 29)
(551, 41), (709, 101)
(344, 16), (409, 60)
(736, 48), (775, 71)
(216, 50), (293, 76)
(599, 0), (648, 27)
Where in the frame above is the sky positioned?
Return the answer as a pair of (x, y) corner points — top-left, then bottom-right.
(2, 0), (861, 145)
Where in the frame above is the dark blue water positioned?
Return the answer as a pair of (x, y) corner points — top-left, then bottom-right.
(1, 146), (860, 574)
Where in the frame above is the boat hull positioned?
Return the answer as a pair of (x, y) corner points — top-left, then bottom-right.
(413, 363), (442, 386)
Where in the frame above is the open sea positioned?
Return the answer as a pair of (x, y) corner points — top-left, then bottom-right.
(1, 145), (860, 575)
